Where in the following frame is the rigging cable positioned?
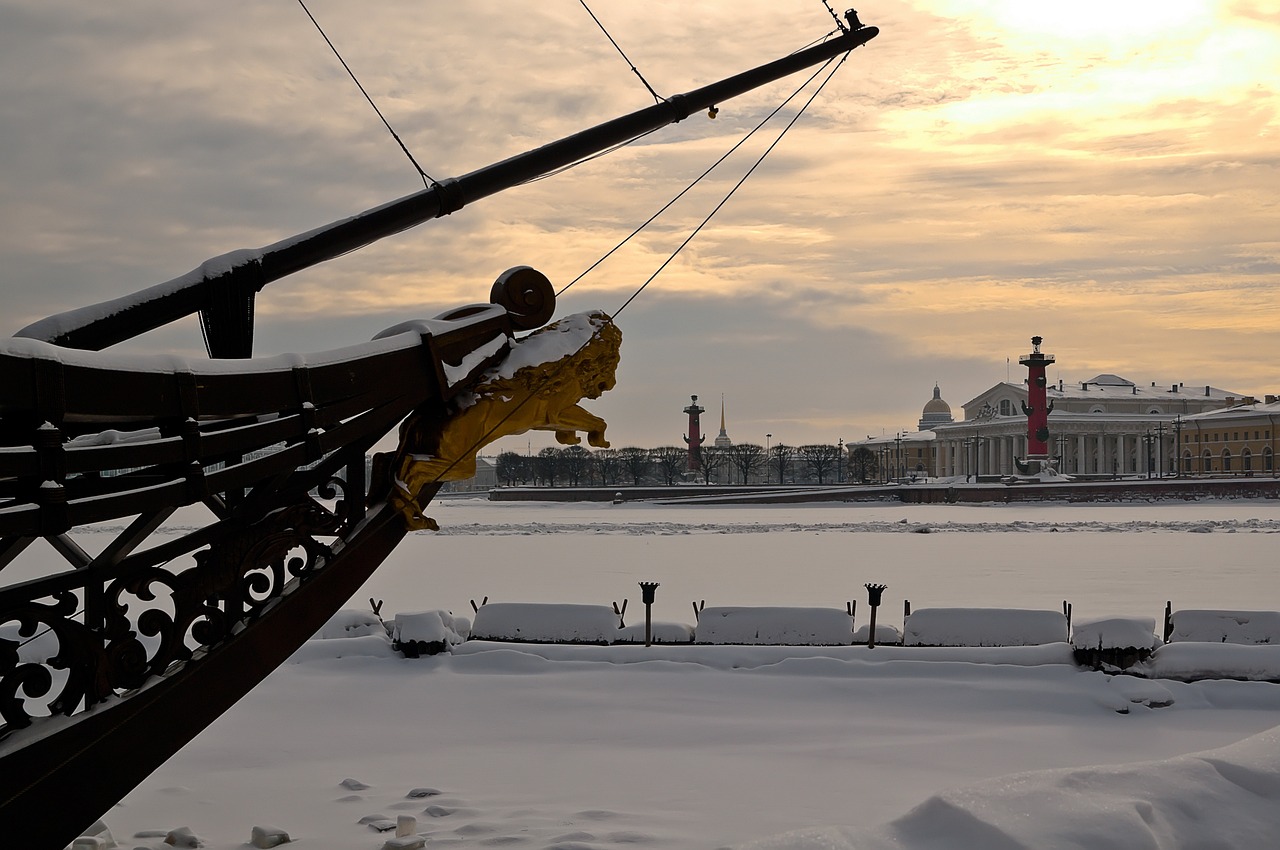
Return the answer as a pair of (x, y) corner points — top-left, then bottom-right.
(611, 51), (851, 318)
(409, 50), (854, 487)
(295, 0), (437, 188)
(579, 0), (665, 104)
(820, 0), (850, 33)
(554, 54), (840, 298)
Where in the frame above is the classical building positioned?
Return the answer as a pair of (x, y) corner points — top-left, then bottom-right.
(932, 373), (1250, 478)
(1178, 397), (1280, 476)
(851, 335), (1272, 481)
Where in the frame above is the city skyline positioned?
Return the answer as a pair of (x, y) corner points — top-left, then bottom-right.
(2, 2), (1276, 455)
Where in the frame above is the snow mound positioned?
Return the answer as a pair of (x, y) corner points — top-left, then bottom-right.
(287, 634), (397, 663)
(852, 623), (902, 645)
(904, 608), (1068, 647)
(740, 725), (1280, 850)
(469, 602), (618, 644)
(314, 609), (386, 640)
(694, 606), (854, 646)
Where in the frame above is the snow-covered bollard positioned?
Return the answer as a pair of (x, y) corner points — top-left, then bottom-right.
(250, 826), (291, 848)
(1071, 617), (1161, 671)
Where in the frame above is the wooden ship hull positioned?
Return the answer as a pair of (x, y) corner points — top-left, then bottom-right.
(0, 19), (877, 847)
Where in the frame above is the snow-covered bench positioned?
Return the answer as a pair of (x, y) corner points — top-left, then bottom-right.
(1166, 610), (1280, 645)
(693, 606), (854, 646)
(469, 602), (619, 644)
(1070, 617), (1162, 670)
(903, 608), (1068, 647)
(391, 610), (471, 657)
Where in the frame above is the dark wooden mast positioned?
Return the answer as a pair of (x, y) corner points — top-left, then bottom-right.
(0, 17), (878, 848)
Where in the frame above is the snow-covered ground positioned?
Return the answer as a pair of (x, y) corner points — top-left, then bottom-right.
(74, 498), (1280, 848)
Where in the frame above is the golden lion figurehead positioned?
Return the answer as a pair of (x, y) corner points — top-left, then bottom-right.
(387, 311), (621, 529)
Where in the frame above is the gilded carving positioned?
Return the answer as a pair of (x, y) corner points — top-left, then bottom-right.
(389, 311), (621, 530)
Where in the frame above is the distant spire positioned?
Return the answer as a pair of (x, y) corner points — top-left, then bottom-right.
(714, 394), (733, 447)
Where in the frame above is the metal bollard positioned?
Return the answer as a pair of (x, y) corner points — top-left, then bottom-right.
(639, 582), (660, 646)
(865, 583), (888, 649)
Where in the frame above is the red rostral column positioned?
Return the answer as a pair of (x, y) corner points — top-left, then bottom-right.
(1019, 336), (1055, 470)
(683, 395), (706, 470)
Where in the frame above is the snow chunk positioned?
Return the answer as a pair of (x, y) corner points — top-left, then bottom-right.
(470, 602), (618, 644)
(162, 826), (203, 847)
(1168, 609), (1280, 645)
(249, 825), (291, 848)
(694, 607), (854, 646)
(904, 608), (1068, 647)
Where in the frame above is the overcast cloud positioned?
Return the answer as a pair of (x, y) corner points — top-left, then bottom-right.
(2, 1), (1277, 451)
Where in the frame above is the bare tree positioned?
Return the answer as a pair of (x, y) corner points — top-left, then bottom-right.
(618, 446), (652, 486)
(559, 445), (591, 486)
(728, 442), (766, 484)
(649, 446), (685, 485)
(694, 444), (728, 485)
(495, 451), (527, 486)
(535, 446), (561, 486)
(590, 448), (617, 486)
(850, 446), (878, 484)
(799, 444), (843, 484)
(769, 443), (796, 484)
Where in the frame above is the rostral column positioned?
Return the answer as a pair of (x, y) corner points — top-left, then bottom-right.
(683, 394), (706, 471)
(1018, 335), (1055, 473)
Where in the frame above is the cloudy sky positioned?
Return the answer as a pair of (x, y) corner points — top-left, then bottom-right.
(2, 1), (1278, 453)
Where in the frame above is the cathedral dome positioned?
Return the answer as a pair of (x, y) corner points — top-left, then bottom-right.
(919, 384), (954, 430)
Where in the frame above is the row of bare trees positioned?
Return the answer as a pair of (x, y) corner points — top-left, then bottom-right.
(494, 443), (880, 487)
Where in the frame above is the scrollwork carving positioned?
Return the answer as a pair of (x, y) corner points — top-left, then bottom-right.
(1, 487), (346, 735)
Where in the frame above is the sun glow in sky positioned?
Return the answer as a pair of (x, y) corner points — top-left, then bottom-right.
(1, 1), (1278, 448)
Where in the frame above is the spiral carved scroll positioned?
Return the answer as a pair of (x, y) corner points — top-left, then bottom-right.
(490, 266), (556, 331)
(0, 485), (347, 736)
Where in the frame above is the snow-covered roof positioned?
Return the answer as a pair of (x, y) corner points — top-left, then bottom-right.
(1181, 399), (1280, 422)
(963, 378), (1246, 409)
